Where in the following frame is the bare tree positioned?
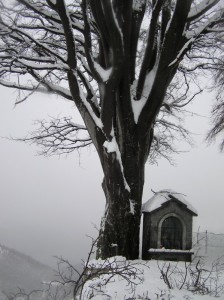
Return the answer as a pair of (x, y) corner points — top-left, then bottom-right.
(0, 0), (223, 259)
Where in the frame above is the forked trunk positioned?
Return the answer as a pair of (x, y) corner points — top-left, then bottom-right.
(94, 74), (152, 259)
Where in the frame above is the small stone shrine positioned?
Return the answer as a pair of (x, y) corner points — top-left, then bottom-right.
(142, 189), (198, 262)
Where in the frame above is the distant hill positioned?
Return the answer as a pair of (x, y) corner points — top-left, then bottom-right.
(0, 243), (54, 297)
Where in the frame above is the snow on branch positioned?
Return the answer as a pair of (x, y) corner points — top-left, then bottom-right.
(188, 0), (220, 22)
(0, 0), (102, 130)
(185, 8), (224, 39)
(0, 0), (224, 163)
(4, 24), (67, 64)
(81, 0), (112, 84)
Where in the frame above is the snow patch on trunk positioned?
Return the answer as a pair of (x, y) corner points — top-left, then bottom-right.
(131, 63), (158, 123)
(49, 0), (56, 5)
(110, 2), (123, 43)
(131, 97), (147, 124)
(142, 63), (158, 96)
(103, 137), (130, 192)
(77, 77), (103, 129)
(93, 62), (112, 82)
(133, 0), (146, 11)
(129, 199), (135, 215)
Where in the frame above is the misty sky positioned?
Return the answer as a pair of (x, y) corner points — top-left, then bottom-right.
(0, 85), (224, 268)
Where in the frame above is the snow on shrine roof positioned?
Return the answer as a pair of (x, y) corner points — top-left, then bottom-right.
(142, 189), (198, 215)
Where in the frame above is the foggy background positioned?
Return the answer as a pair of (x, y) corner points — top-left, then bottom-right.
(0, 85), (223, 268)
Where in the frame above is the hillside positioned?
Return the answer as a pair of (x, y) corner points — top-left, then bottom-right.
(0, 243), (54, 297)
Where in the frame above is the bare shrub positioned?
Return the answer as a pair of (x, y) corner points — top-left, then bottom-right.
(158, 256), (224, 297)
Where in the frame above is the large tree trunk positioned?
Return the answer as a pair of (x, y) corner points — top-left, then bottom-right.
(96, 130), (151, 259)
(97, 157), (142, 259)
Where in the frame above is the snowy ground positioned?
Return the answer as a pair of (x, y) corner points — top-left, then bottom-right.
(79, 257), (224, 300)
(81, 256), (224, 300)
(80, 234), (224, 300)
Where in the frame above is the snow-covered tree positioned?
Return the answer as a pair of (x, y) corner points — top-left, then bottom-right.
(0, 0), (223, 259)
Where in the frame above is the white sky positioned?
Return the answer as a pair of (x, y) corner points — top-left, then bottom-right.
(0, 86), (223, 267)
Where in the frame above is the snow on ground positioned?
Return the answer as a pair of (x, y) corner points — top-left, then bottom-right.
(80, 256), (224, 299)
(80, 234), (224, 300)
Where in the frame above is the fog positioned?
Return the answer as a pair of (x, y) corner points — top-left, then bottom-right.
(0, 86), (223, 268)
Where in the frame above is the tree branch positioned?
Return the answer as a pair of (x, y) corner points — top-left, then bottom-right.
(16, 117), (92, 156)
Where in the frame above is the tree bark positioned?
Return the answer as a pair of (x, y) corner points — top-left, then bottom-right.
(96, 156), (142, 259)
(96, 127), (151, 259)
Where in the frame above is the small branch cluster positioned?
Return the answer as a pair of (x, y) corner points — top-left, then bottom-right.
(3, 288), (42, 300)
(17, 117), (92, 156)
(206, 58), (224, 151)
(82, 256), (145, 299)
(158, 256), (224, 297)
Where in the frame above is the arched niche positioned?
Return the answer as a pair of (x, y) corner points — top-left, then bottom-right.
(157, 213), (186, 250)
